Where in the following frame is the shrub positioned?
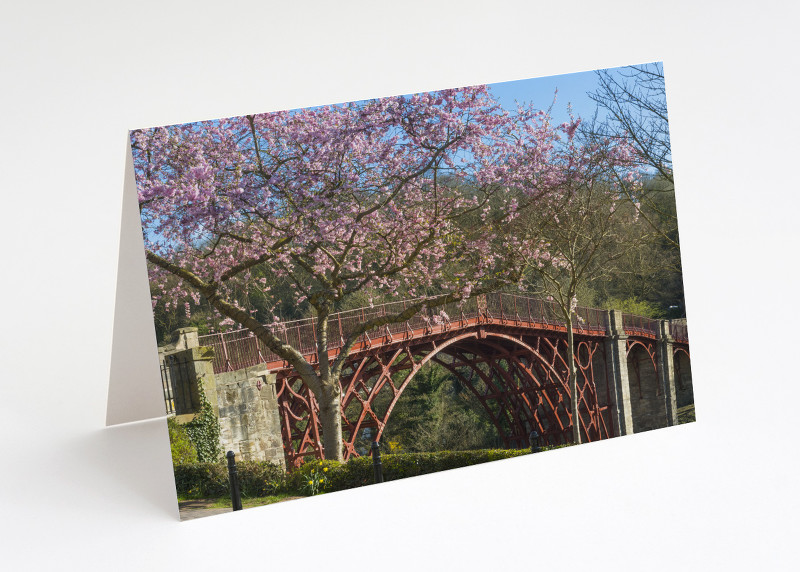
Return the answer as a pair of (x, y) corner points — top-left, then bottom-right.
(287, 459), (346, 494)
(173, 463), (229, 498)
(602, 297), (664, 319)
(173, 460), (287, 499)
(286, 448), (555, 494)
(378, 449), (530, 482)
(172, 446), (572, 499)
(167, 417), (198, 466)
(235, 461), (287, 497)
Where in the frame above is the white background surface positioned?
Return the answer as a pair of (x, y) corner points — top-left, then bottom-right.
(1, 1), (798, 569)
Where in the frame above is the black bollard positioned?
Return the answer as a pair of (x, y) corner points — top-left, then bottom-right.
(226, 451), (243, 511)
(529, 430), (541, 453)
(371, 441), (384, 484)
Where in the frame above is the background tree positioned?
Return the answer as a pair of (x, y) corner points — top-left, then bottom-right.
(590, 174), (685, 317)
(375, 363), (498, 453)
(516, 130), (642, 444)
(586, 63), (680, 251)
(133, 88), (636, 461)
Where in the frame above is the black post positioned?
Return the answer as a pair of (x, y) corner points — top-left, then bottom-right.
(371, 441), (384, 483)
(226, 451), (243, 511)
(529, 430), (541, 454)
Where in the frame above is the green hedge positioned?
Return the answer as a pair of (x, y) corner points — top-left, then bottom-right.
(173, 447), (569, 499)
(174, 461), (286, 499)
(174, 463), (228, 498)
(291, 449), (538, 493)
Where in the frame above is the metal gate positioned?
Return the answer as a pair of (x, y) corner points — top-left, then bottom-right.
(160, 354), (198, 415)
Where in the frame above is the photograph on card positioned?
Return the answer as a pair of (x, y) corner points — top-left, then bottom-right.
(130, 62), (694, 520)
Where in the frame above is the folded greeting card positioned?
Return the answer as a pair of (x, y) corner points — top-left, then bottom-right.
(108, 63), (694, 520)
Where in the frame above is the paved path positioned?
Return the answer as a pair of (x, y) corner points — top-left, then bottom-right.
(178, 496), (304, 520)
(179, 500), (232, 521)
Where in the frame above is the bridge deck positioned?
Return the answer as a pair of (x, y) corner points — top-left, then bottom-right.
(197, 292), (686, 375)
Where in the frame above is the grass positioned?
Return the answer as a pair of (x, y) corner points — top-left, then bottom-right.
(677, 404), (696, 424)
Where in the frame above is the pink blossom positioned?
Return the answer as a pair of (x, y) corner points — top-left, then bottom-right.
(133, 85), (638, 342)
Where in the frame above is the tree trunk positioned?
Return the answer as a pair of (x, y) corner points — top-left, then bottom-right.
(318, 380), (344, 462)
(566, 318), (582, 445)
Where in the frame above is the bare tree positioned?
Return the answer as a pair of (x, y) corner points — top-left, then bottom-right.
(517, 179), (645, 444)
(586, 63), (680, 251)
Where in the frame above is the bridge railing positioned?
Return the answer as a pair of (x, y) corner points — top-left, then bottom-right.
(622, 312), (660, 337)
(575, 305), (609, 334)
(199, 296), (482, 372)
(198, 292), (672, 372)
(484, 293), (608, 334)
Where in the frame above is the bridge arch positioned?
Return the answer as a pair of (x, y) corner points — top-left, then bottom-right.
(339, 330), (583, 459)
(276, 328), (614, 465)
(193, 293), (691, 467)
(431, 336), (575, 448)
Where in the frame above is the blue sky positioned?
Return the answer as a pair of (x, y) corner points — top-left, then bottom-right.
(292, 67), (618, 127)
(487, 68), (608, 127)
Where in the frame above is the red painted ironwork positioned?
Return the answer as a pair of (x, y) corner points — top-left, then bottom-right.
(198, 292), (612, 372)
(275, 329), (616, 466)
(622, 313), (659, 338)
(196, 292), (687, 467)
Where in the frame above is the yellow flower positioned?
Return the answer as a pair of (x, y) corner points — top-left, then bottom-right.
(321, 478), (325, 482)
(308, 480), (313, 485)
(323, 467), (328, 472)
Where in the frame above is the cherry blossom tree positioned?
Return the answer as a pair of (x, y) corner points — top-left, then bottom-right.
(132, 86), (633, 460)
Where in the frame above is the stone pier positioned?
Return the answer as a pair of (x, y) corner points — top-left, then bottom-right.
(161, 328), (285, 468)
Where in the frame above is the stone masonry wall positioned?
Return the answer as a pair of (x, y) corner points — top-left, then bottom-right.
(628, 346), (669, 432)
(214, 367), (285, 469)
(160, 328), (286, 469)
